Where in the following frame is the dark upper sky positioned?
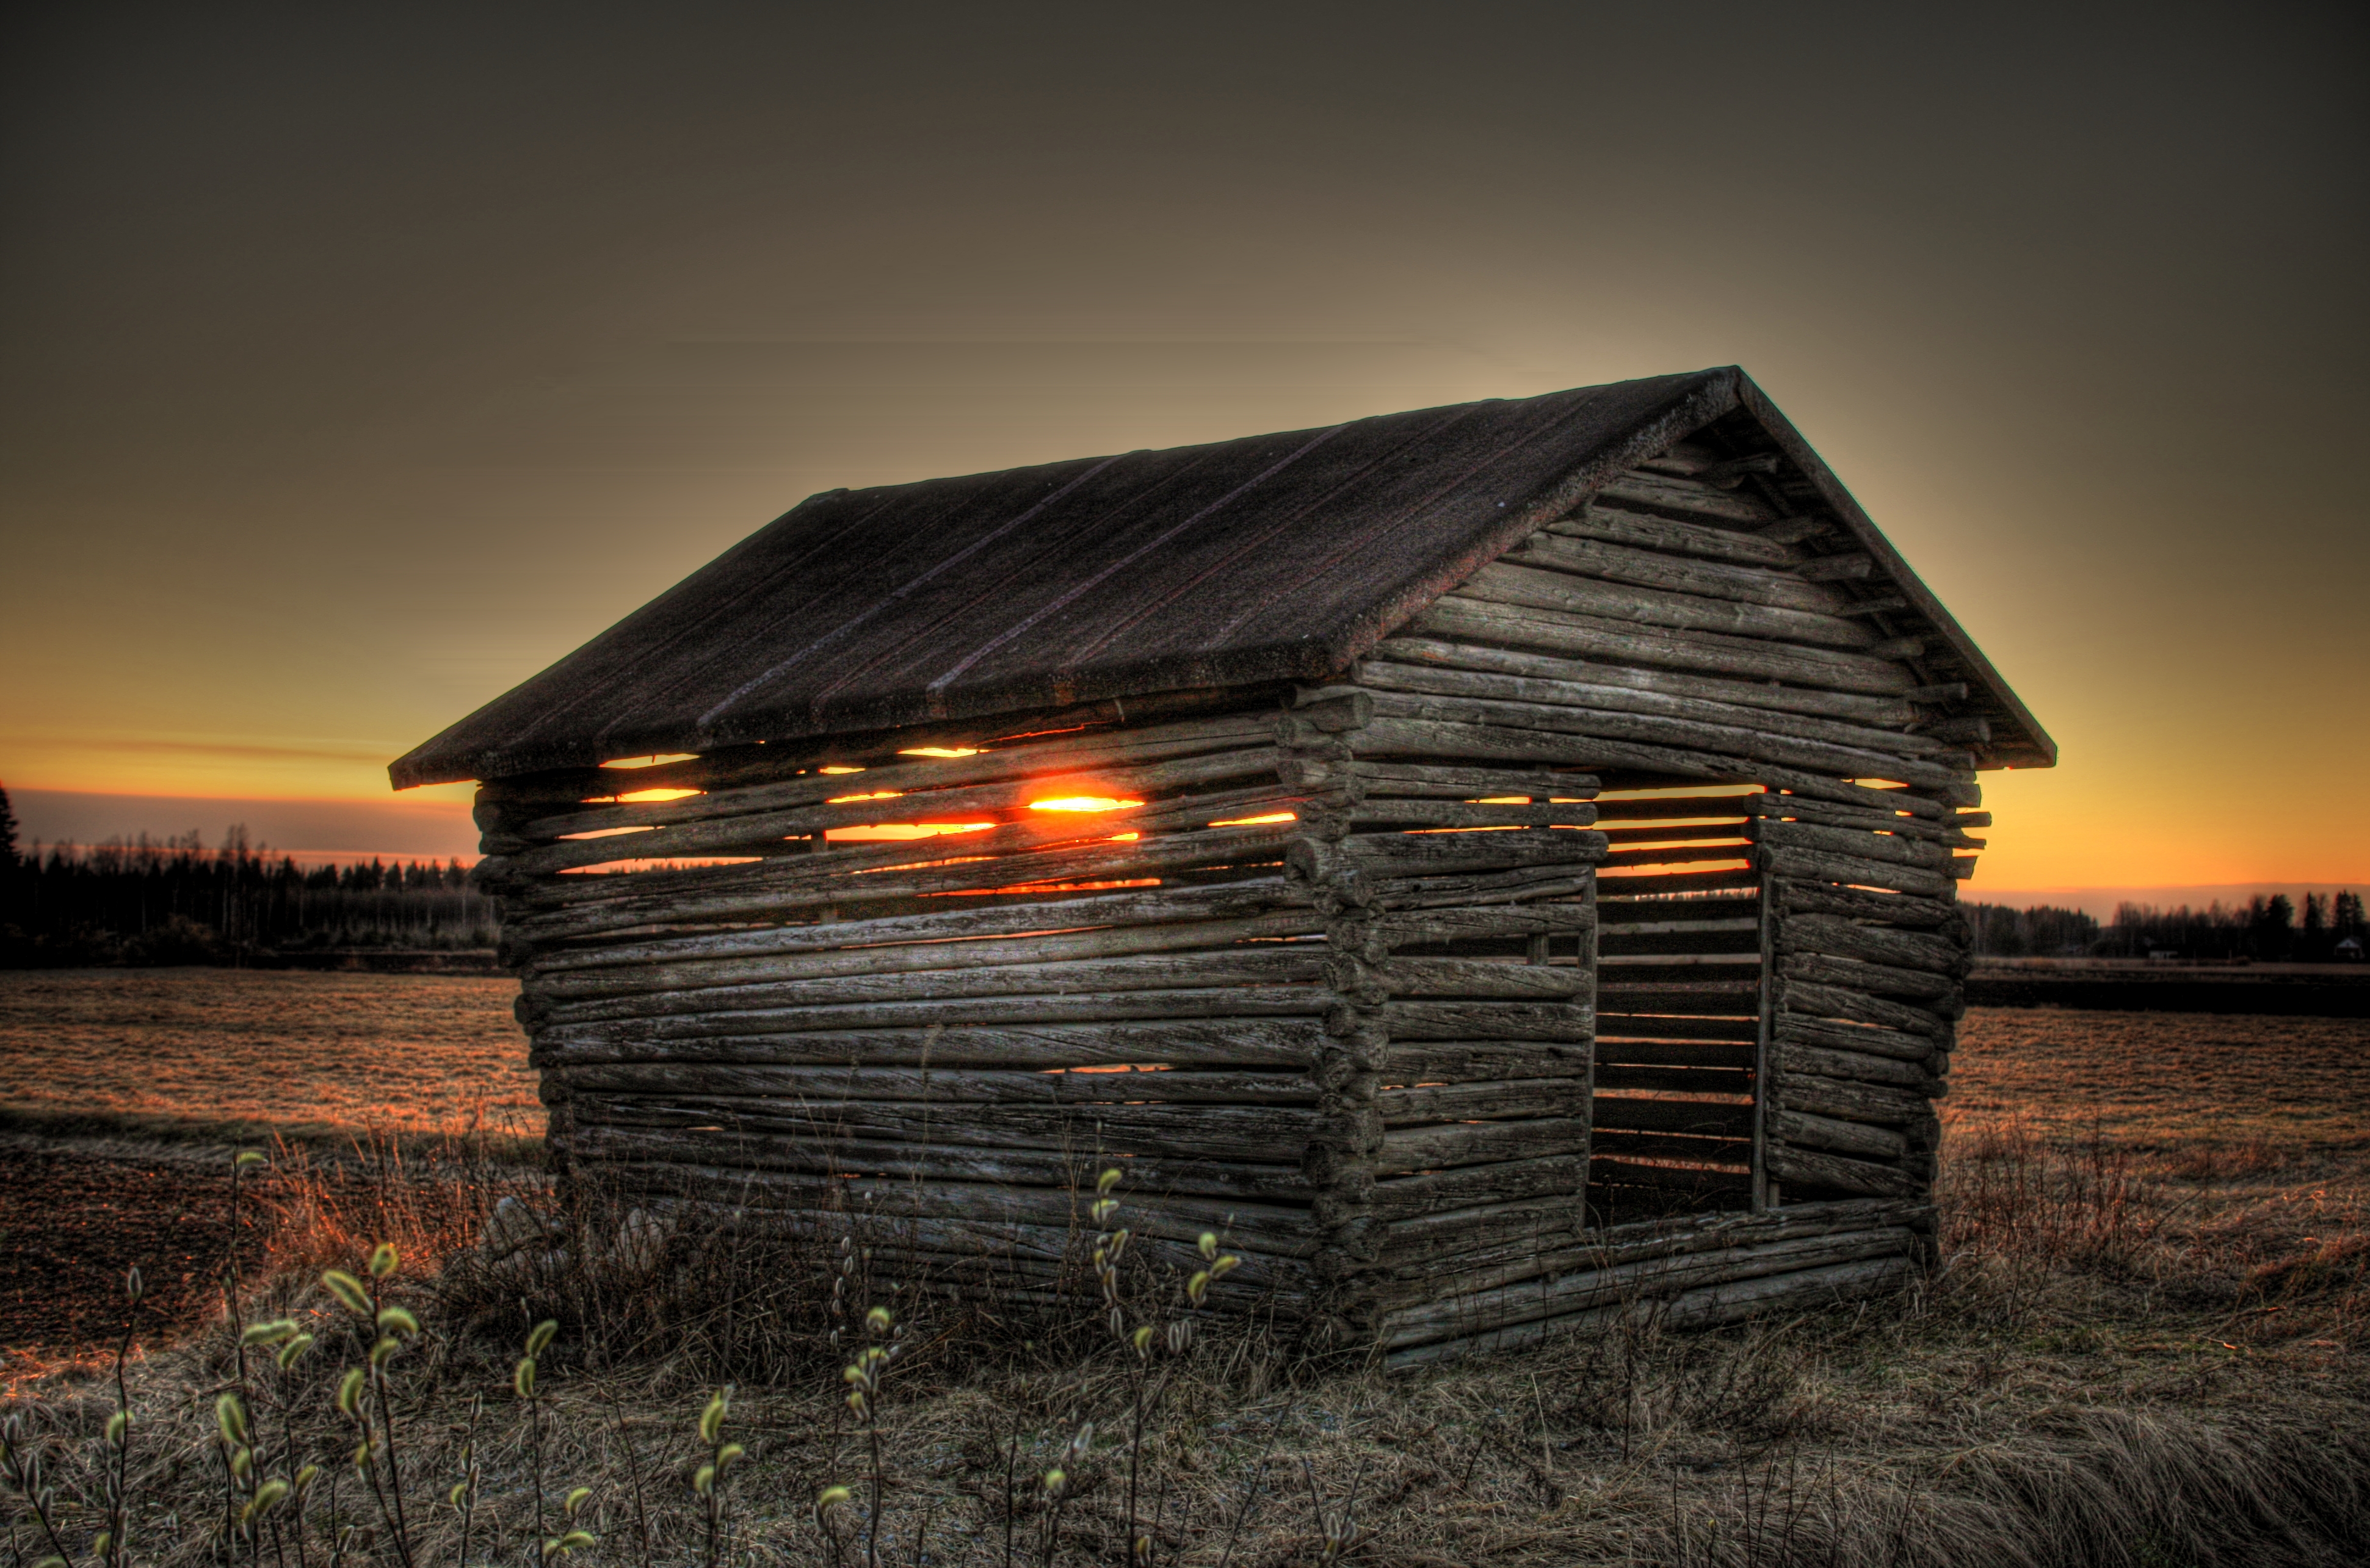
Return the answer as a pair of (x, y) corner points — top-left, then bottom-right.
(3, 2), (2364, 887)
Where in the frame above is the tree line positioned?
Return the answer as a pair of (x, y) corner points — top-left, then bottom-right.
(0, 782), (498, 966)
(1965, 893), (2368, 961)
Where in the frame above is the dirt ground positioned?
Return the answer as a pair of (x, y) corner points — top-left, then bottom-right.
(0, 1138), (255, 1361)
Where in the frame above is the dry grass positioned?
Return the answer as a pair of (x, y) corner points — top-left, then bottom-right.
(2, 1005), (2367, 1564)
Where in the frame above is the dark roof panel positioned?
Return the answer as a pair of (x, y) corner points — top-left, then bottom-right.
(391, 367), (2053, 787)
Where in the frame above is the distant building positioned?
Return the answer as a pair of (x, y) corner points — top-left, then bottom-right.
(396, 367), (2054, 1365)
(2339, 935), (2366, 963)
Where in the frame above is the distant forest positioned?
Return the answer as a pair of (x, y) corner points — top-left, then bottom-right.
(0, 783), (496, 966)
(1964, 893), (2367, 961)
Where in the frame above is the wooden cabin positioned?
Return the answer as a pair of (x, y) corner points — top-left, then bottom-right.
(393, 367), (2053, 1367)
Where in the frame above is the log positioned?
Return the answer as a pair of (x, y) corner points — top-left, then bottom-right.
(603, 1198), (1302, 1287)
(1774, 1013), (1940, 1063)
(1300, 759), (1600, 800)
(1769, 1108), (1907, 1160)
(1361, 1000), (1594, 1042)
(1780, 953), (1962, 1006)
(1380, 1041), (1594, 1082)
(1286, 828), (1604, 887)
(1340, 799), (1599, 829)
(1363, 866), (1600, 911)
(1372, 904), (1596, 949)
(1778, 914), (1964, 976)
(1380, 1226), (1911, 1348)
(1758, 846), (1954, 900)
(1372, 635), (1915, 726)
(1504, 534), (1850, 615)
(1377, 1078), (1592, 1126)
(530, 1017), (1329, 1071)
(536, 983), (1336, 1044)
(1781, 981), (1947, 1036)
(1796, 553), (1874, 581)
(1766, 1143), (1919, 1198)
(1592, 473), (1777, 525)
(1756, 515), (1838, 546)
(1747, 793), (1984, 848)
(567, 1091), (1320, 1164)
(1369, 1155), (1589, 1221)
(531, 876), (1308, 974)
(546, 1062), (1320, 1106)
(1355, 715), (1710, 773)
(1775, 1043), (1938, 1094)
(596, 1162), (1322, 1253)
(1385, 1194), (1927, 1289)
(1770, 1072), (1931, 1125)
(1749, 770), (1958, 822)
(1756, 819), (1955, 871)
(1378, 1117), (1592, 1176)
(1542, 505), (1802, 568)
(1357, 712), (1962, 829)
(1411, 596), (1913, 696)
(1384, 1254), (1915, 1370)
(1359, 657), (1941, 759)
(568, 1122), (1317, 1203)
(1458, 562), (1878, 650)
(1692, 452), (1783, 487)
(534, 910), (1331, 1000)
(1775, 881), (1959, 929)
(533, 946), (1331, 1025)
(1346, 957), (1594, 1001)
(1378, 1197), (1591, 1277)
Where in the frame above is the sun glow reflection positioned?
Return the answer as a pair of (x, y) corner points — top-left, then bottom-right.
(826, 823), (995, 841)
(1031, 796), (1144, 812)
(901, 747), (982, 758)
(615, 787), (701, 803)
(601, 753), (700, 770)
(1209, 812), (1296, 826)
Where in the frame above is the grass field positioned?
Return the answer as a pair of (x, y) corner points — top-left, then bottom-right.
(0, 968), (535, 1141)
(1, 970), (2365, 1564)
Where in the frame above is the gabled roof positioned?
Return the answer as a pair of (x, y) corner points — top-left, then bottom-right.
(391, 367), (2053, 788)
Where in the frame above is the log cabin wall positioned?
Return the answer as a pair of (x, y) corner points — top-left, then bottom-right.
(472, 688), (1610, 1340)
(1350, 436), (1985, 1366)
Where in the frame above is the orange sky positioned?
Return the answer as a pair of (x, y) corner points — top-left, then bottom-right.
(4, 7), (2365, 891)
